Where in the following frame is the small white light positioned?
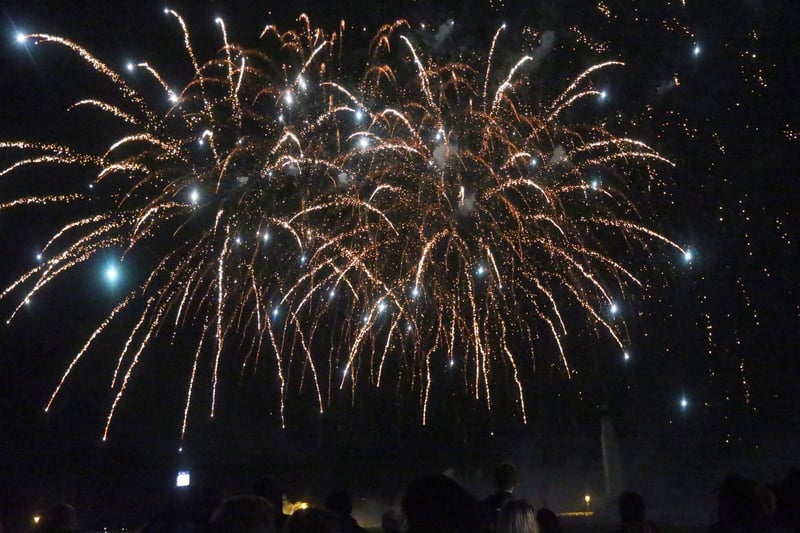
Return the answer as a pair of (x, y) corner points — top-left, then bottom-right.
(15, 32), (26, 43)
(168, 92), (178, 103)
(680, 397), (689, 409)
(693, 44), (701, 57)
(88, 183), (95, 189)
(476, 265), (485, 276)
(284, 92), (294, 106)
(278, 114), (284, 123)
(530, 157), (538, 167)
(599, 90), (608, 100)
(358, 137), (369, 149)
(684, 249), (693, 262)
(329, 289), (336, 299)
(300, 254), (307, 264)
(163, 7), (170, 14)
(411, 286), (420, 298)
(355, 109), (363, 122)
(435, 129), (444, 141)
(591, 179), (599, 190)
(610, 302), (618, 315)
(106, 265), (119, 282)
(36, 253), (43, 262)
(272, 307), (279, 318)
(378, 301), (387, 313)
(263, 232), (270, 242)
(190, 189), (199, 203)
(298, 76), (307, 91)
(215, 17), (223, 25)
(126, 62), (135, 72)
(235, 237), (242, 245)
(176, 471), (190, 488)
(623, 351), (630, 361)
(406, 324), (412, 332)
(449, 360), (455, 367)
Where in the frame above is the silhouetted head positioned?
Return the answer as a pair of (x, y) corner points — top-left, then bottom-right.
(38, 503), (78, 532)
(618, 491), (645, 524)
(495, 463), (518, 492)
(325, 489), (353, 517)
(497, 500), (538, 533)
(535, 507), (562, 533)
(402, 473), (481, 533)
(252, 476), (284, 515)
(284, 507), (338, 533)
(210, 495), (275, 533)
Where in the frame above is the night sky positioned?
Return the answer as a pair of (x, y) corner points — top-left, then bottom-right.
(1, 0), (798, 530)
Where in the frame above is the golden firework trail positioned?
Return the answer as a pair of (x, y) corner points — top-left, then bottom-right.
(1, 13), (687, 440)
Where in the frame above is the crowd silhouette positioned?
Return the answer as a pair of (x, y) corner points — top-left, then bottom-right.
(12, 466), (800, 533)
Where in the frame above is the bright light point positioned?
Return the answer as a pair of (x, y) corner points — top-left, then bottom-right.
(284, 92), (294, 106)
(358, 137), (369, 149)
(435, 129), (443, 141)
(36, 253), (43, 262)
(272, 307), (279, 318)
(599, 90), (608, 100)
(623, 351), (630, 361)
(88, 183), (94, 189)
(362, 315), (369, 323)
(163, 7), (170, 14)
(378, 301), (387, 313)
(235, 237), (242, 245)
(168, 92), (178, 103)
(300, 255), (307, 264)
(176, 471), (190, 488)
(680, 397), (689, 409)
(298, 76), (307, 90)
(329, 289), (336, 299)
(449, 360), (454, 368)
(354, 109), (363, 122)
(263, 232), (270, 242)
(126, 62), (134, 72)
(501, 23), (507, 29)
(411, 286), (420, 298)
(105, 265), (119, 283)
(693, 44), (701, 57)
(197, 138), (204, 146)
(684, 249), (693, 262)
(476, 265), (485, 276)
(190, 189), (199, 204)
(530, 157), (538, 167)
(591, 179), (599, 190)
(178, 446), (183, 453)
(215, 17), (223, 24)
(610, 302), (619, 315)
(15, 32), (26, 43)
(24, 298), (30, 306)
(278, 114), (284, 123)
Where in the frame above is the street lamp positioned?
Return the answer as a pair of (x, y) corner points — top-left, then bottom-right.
(584, 494), (591, 511)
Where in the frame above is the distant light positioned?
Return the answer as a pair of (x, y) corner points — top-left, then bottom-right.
(178, 446), (183, 453)
(378, 300), (388, 313)
(358, 137), (369, 149)
(476, 265), (485, 276)
(329, 289), (336, 299)
(300, 254), (307, 264)
(501, 23), (507, 29)
(272, 307), (279, 318)
(190, 189), (199, 204)
(214, 17), (223, 25)
(610, 302), (619, 315)
(584, 494), (591, 504)
(623, 351), (630, 362)
(530, 157), (538, 167)
(591, 179), (600, 190)
(88, 183), (95, 189)
(105, 264), (119, 283)
(411, 286), (420, 298)
(15, 32), (26, 44)
(684, 249), (693, 263)
(693, 44), (701, 57)
(176, 471), (191, 488)
(435, 129), (444, 141)
(354, 109), (364, 122)
(33, 516), (41, 525)
(449, 360), (455, 368)
(235, 236), (242, 245)
(406, 324), (412, 332)
(168, 92), (178, 103)
(449, 19), (455, 25)
(298, 76), (307, 91)
(284, 91), (294, 106)
(599, 90), (608, 100)
(36, 253), (43, 262)
(163, 6), (170, 14)
(680, 396), (689, 409)
(24, 298), (31, 306)
(262, 232), (270, 242)
(126, 62), (135, 72)
(278, 114), (284, 123)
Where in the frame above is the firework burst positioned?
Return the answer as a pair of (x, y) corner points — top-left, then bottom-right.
(1, 13), (686, 440)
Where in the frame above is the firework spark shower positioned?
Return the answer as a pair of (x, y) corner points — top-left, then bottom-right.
(1, 12), (688, 441)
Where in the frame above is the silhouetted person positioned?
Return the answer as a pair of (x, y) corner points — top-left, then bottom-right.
(775, 469), (800, 531)
(37, 503), (79, 533)
(482, 463), (518, 530)
(381, 509), (405, 533)
(535, 508), (562, 533)
(497, 500), (539, 533)
(209, 495), (275, 533)
(615, 491), (657, 533)
(324, 490), (367, 533)
(252, 476), (289, 531)
(402, 473), (482, 533)
(283, 507), (339, 533)
(708, 473), (775, 533)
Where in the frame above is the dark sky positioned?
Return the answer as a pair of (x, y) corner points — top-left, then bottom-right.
(1, 0), (799, 530)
